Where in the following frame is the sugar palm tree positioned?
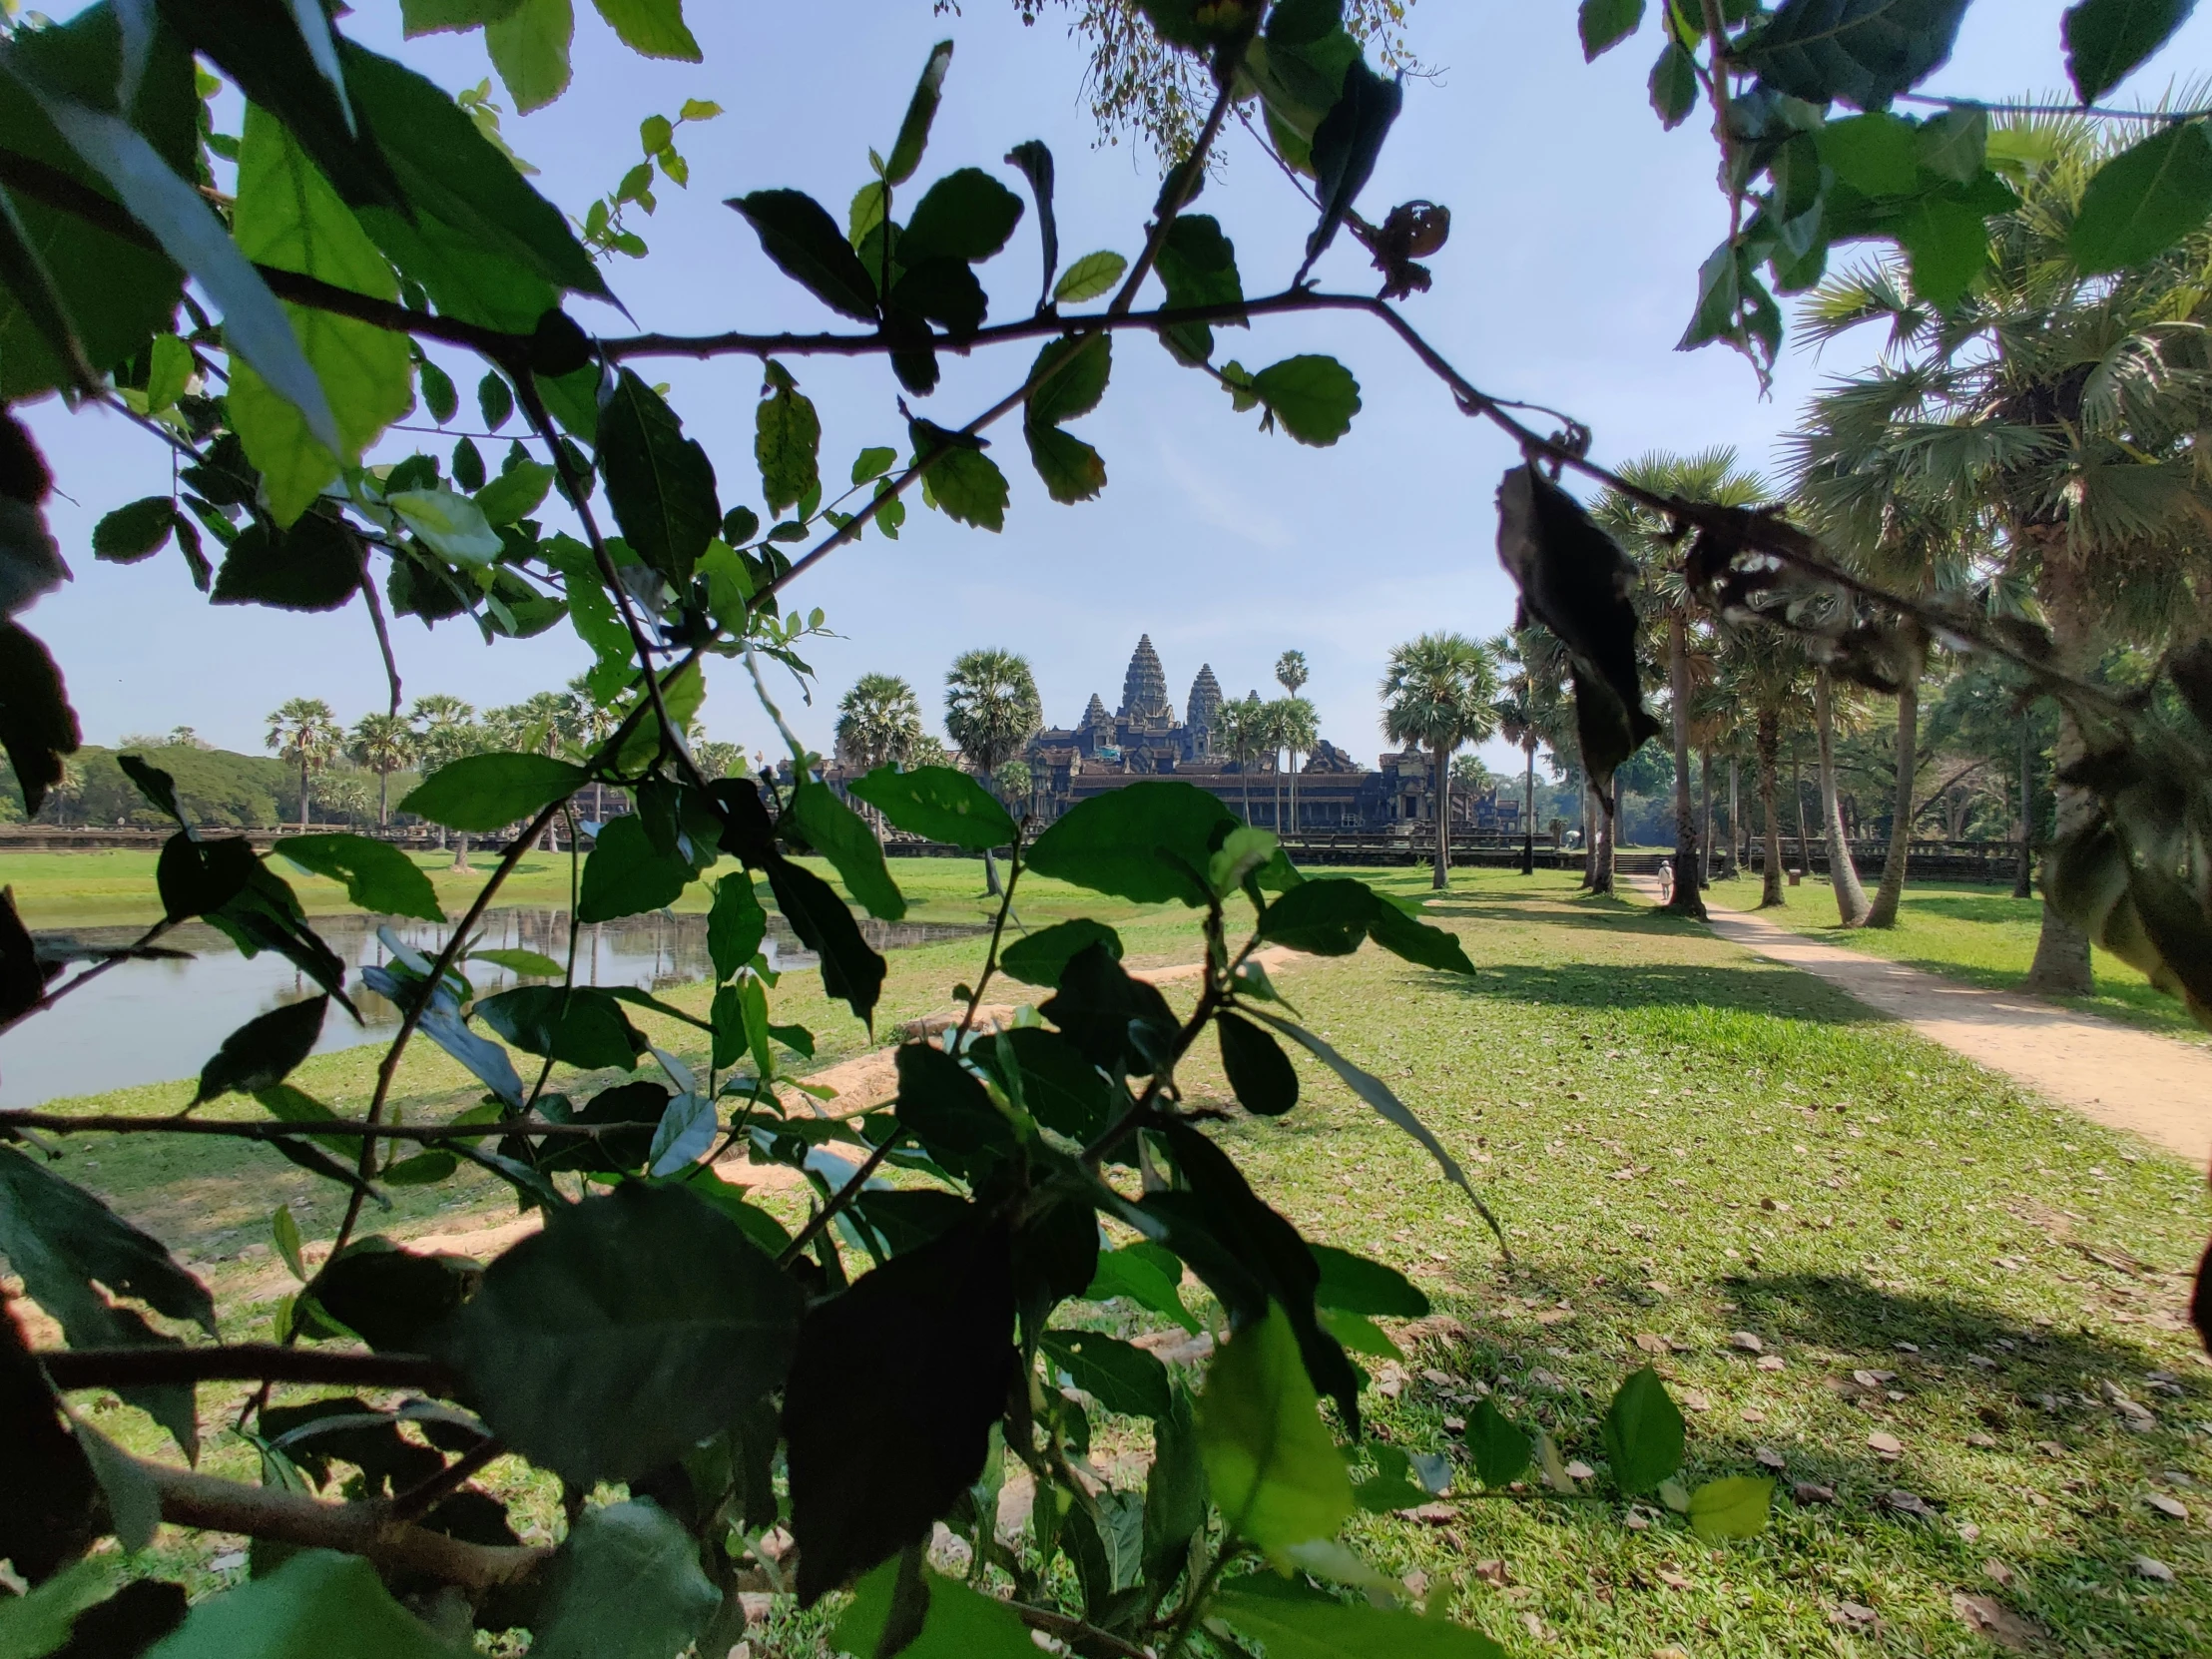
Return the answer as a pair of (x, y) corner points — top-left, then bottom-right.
(1381, 632), (1499, 890)
(1491, 625), (1567, 876)
(836, 673), (924, 774)
(562, 676), (617, 822)
(1595, 448), (1768, 919)
(266, 698), (343, 831)
(1795, 114), (2212, 988)
(409, 695), (480, 859)
(1715, 627), (1813, 906)
(1271, 697), (1318, 833)
(1275, 650), (1310, 830)
(348, 712), (414, 829)
(943, 648), (1041, 893)
(1213, 694), (1268, 824)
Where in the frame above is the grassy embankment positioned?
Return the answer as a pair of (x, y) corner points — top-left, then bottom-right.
(21, 863), (2212, 1655)
(1704, 873), (2206, 1046)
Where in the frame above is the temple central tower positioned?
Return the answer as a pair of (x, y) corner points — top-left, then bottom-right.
(1119, 634), (1173, 724)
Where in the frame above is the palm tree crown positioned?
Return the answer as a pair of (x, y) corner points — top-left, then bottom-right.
(837, 673), (925, 772)
(1382, 632), (1499, 889)
(267, 698), (342, 830)
(943, 650), (1042, 781)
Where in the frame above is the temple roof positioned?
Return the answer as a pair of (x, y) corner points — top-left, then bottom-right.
(1187, 664), (1223, 732)
(1120, 635), (1171, 721)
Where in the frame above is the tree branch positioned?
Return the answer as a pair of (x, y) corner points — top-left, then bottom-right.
(141, 1456), (546, 1593)
(0, 1111), (669, 1141)
(38, 1344), (459, 1392)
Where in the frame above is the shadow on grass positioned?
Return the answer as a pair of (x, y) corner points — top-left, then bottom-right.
(1905, 892), (2037, 925)
(1726, 1271), (2185, 1400)
(1433, 962), (1885, 1024)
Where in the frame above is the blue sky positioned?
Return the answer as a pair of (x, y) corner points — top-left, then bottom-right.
(20, 1), (2212, 774)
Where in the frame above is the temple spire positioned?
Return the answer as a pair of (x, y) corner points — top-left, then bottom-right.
(1119, 634), (1171, 722)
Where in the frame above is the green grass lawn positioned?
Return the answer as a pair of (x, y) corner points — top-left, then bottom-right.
(24, 867), (2212, 1655)
(1701, 874), (2208, 1047)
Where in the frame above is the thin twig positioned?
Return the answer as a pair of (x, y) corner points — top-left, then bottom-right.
(1898, 91), (2212, 123)
(386, 1433), (506, 1525)
(38, 1343), (458, 1392)
(1, 1111), (670, 1141)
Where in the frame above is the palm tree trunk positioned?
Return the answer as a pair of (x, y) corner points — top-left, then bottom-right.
(1865, 648), (1921, 928)
(1698, 747), (1714, 887)
(297, 756), (310, 832)
(377, 768), (389, 830)
(1288, 749), (1299, 837)
(1757, 712), (1786, 907)
(1816, 669), (1871, 925)
(2019, 533), (2094, 989)
(2012, 716), (2034, 900)
(1590, 779), (1618, 895)
(1728, 753), (1743, 878)
(454, 830), (471, 871)
(1791, 745), (1810, 875)
(1431, 743), (1448, 890)
(1579, 784), (1597, 888)
(1665, 616), (1705, 918)
(1520, 742), (1535, 875)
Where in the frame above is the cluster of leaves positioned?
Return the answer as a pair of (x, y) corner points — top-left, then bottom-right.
(1580, 0), (2208, 375)
(577, 100), (722, 261)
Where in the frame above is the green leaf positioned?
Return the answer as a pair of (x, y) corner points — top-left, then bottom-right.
(1318, 1307), (1399, 1360)
(195, 995), (328, 1104)
(1351, 1441), (1428, 1511)
(755, 359), (823, 518)
(846, 764), (1017, 850)
(1740, 0), (1971, 112)
(400, 752), (585, 831)
(474, 459), (554, 524)
(24, 82), (339, 457)
(911, 427), (1009, 531)
(2064, 0), (2195, 104)
(1249, 354), (1361, 445)
(1026, 333), (1112, 428)
(709, 870), (768, 982)
(486, 0), (575, 114)
(529, 1499), (722, 1659)
(728, 189), (880, 320)
(434, 1184), (803, 1486)
(992, 1025), (1113, 1140)
(1916, 105), (1987, 182)
(0, 1145), (216, 1338)
(1217, 1010), (1299, 1116)
(273, 833), (443, 921)
(272, 1205), (306, 1280)
(1026, 779), (1238, 905)
(1041, 1329), (1172, 1418)
(0, 1560), (112, 1658)
(1602, 1366), (1686, 1494)
(1154, 214), (1243, 363)
(1086, 1244), (1198, 1333)
(1895, 187), (1993, 305)
(1256, 877), (1373, 954)
(610, 658), (707, 776)
(1365, 897), (1476, 974)
(832, 1557), (1038, 1659)
(600, 368), (720, 583)
(1214, 1576), (1510, 1659)
(850, 444), (897, 483)
(1023, 422), (1106, 505)
(901, 167), (1025, 264)
(647, 1092), (716, 1176)
(590, 0), (703, 61)
(788, 781), (905, 920)
(886, 39), (955, 185)
(1817, 111), (1921, 196)
(1647, 40), (1698, 129)
(381, 1150), (458, 1185)
(1310, 1244), (1427, 1317)
(473, 946), (566, 976)
(343, 41), (609, 300)
(475, 985), (643, 1070)
(254, 1083), (353, 1155)
(763, 856), (886, 1027)
(208, 515), (361, 613)
(1579, 0), (1646, 58)
(1305, 56), (1400, 266)
(2071, 119), (2212, 273)
(0, 8), (196, 403)
(1245, 1010), (1497, 1241)
(894, 1043), (1016, 1183)
(1144, 1388), (1207, 1590)
(1687, 1474), (1774, 1539)
(578, 814), (693, 922)
(388, 487), (503, 563)
(1194, 1303), (1353, 1562)
(1462, 1397), (1532, 1487)
(1053, 249), (1126, 302)
(999, 918), (1121, 988)
(92, 497), (176, 564)
(73, 1406), (160, 1552)
(144, 1549), (453, 1659)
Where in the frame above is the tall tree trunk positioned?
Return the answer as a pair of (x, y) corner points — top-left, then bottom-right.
(453, 830), (471, 871)
(2026, 544), (2095, 992)
(1816, 669), (1871, 925)
(1665, 616), (1705, 918)
(2012, 716), (2034, 900)
(377, 768), (389, 829)
(1728, 753), (1743, 878)
(1865, 644), (1921, 928)
(298, 756), (310, 832)
(1431, 743), (1449, 890)
(1520, 742), (1535, 875)
(1791, 745), (1810, 875)
(1757, 711), (1786, 906)
(1699, 747), (1714, 887)
(1590, 781), (1617, 895)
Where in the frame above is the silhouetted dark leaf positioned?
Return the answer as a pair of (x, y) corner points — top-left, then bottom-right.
(728, 189), (881, 320)
(1040, 941), (1178, 1077)
(894, 1042), (1015, 1182)
(271, 833), (443, 921)
(1741, 0), (1971, 111)
(1217, 1011), (1299, 1116)
(194, 994), (327, 1104)
(0, 620), (80, 817)
(787, 780), (905, 919)
(1000, 918), (1122, 989)
(765, 856), (886, 1027)
(599, 368), (720, 583)
(1041, 1329), (1171, 1419)
(475, 985), (644, 1071)
(2064, 0), (2195, 104)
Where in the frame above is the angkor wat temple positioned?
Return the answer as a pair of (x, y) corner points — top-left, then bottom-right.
(1018, 635), (1520, 833)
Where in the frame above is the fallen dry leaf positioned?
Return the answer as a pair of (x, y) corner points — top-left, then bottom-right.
(1729, 1331), (1767, 1354)
(1886, 1488), (1939, 1520)
(1950, 1591), (2045, 1652)
(1681, 1389), (1711, 1411)
(1868, 1430), (1904, 1459)
(1794, 1481), (1837, 1505)
(1657, 1567), (1692, 1591)
(1564, 1459), (1595, 1480)
(1757, 1355), (1786, 1372)
(1634, 1332), (1670, 1356)
(1399, 1502), (1459, 1525)
(1472, 1559), (1511, 1588)
(1829, 1601), (1880, 1632)
(1984, 1558), (2015, 1588)
(1755, 1446), (1786, 1470)
(2145, 1493), (2188, 1520)
(2133, 1555), (2175, 1583)
(1740, 1407), (1768, 1423)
